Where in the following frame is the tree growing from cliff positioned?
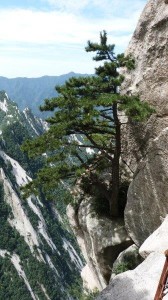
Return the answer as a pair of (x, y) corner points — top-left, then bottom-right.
(22, 31), (154, 217)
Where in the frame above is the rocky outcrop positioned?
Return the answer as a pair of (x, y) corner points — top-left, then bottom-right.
(121, 0), (168, 246)
(96, 215), (168, 299)
(96, 252), (165, 300)
(96, 216), (168, 300)
(67, 198), (132, 291)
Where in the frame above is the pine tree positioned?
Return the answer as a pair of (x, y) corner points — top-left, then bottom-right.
(22, 31), (154, 217)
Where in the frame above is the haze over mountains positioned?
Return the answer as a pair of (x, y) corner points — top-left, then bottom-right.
(0, 72), (87, 118)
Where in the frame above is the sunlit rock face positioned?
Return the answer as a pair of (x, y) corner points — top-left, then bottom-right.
(81, 264), (98, 291)
(121, 0), (168, 246)
(122, 0), (168, 113)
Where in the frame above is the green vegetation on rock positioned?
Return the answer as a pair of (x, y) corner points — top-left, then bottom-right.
(22, 31), (154, 218)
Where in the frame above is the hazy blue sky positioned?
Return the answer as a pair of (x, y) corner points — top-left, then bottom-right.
(0, 0), (147, 78)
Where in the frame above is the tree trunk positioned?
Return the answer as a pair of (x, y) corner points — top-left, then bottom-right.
(110, 103), (121, 217)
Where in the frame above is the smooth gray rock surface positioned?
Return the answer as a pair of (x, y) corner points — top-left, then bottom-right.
(122, 0), (168, 246)
(122, 0), (168, 114)
(139, 215), (168, 258)
(125, 128), (168, 245)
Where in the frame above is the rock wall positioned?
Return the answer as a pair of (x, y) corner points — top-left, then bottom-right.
(95, 0), (168, 298)
(122, 0), (168, 113)
(67, 197), (132, 291)
(121, 0), (168, 246)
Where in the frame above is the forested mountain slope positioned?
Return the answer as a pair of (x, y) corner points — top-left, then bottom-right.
(0, 91), (84, 300)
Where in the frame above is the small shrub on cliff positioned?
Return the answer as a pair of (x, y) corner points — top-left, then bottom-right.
(113, 249), (143, 275)
(113, 261), (130, 274)
(70, 285), (99, 300)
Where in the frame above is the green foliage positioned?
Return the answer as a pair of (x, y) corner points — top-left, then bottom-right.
(0, 257), (31, 300)
(91, 195), (111, 218)
(22, 30), (154, 217)
(81, 179), (129, 218)
(118, 95), (155, 121)
(68, 278), (99, 300)
(113, 261), (130, 274)
(80, 175), (111, 217)
(81, 291), (99, 300)
(113, 249), (142, 275)
(0, 121), (44, 178)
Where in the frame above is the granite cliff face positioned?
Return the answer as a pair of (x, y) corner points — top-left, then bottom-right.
(95, 0), (168, 298)
(121, 0), (168, 246)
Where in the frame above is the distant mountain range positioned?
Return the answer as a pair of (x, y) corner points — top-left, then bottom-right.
(0, 72), (88, 118)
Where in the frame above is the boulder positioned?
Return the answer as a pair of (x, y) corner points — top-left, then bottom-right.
(121, 0), (168, 246)
(96, 252), (165, 300)
(139, 215), (168, 258)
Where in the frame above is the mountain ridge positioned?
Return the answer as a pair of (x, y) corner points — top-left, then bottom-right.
(0, 72), (89, 117)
